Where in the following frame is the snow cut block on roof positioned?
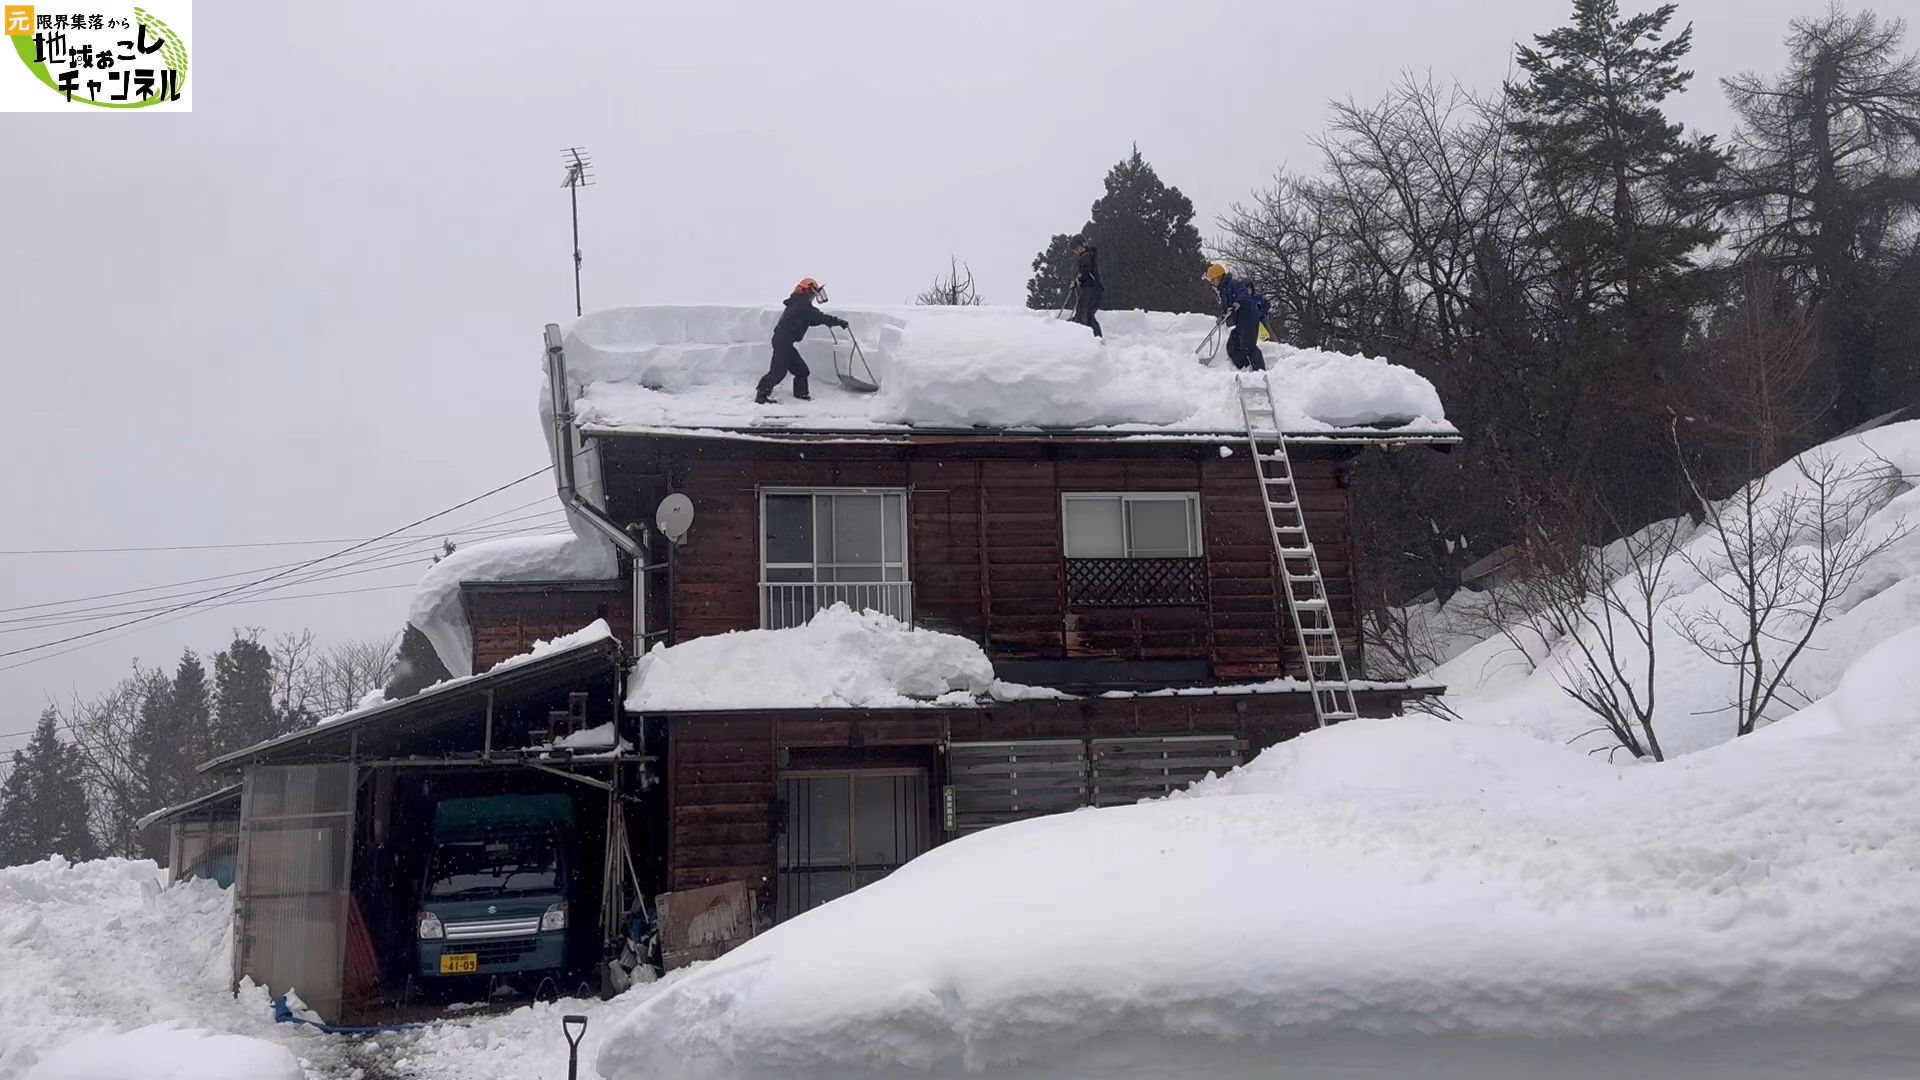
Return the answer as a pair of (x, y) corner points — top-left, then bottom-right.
(564, 305), (1451, 437)
(625, 604), (994, 711)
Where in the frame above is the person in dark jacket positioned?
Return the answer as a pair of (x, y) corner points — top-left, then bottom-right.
(1205, 262), (1268, 371)
(1070, 236), (1103, 339)
(755, 278), (848, 404)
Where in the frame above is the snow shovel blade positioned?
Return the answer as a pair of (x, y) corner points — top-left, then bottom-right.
(830, 327), (881, 393)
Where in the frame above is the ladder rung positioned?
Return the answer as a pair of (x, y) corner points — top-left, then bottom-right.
(1319, 711), (1358, 722)
(1285, 572), (1319, 583)
(1304, 653), (1343, 663)
(1298, 626), (1337, 635)
(1273, 523), (1306, 534)
(1294, 598), (1328, 610)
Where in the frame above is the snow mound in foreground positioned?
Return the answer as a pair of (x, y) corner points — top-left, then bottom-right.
(0, 859), (292, 1078)
(625, 604), (994, 711)
(408, 532), (618, 679)
(597, 630), (1920, 1079)
(21, 1024), (302, 1080)
(566, 305), (1449, 435)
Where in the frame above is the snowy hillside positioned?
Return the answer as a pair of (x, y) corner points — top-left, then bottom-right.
(1412, 421), (1919, 757)
(563, 305), (1452, 436)
(595, 627), (1920, 1079)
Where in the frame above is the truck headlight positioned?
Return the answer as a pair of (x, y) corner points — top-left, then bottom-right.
(417, 912), (445, 940)
(541, 902), (568, 932)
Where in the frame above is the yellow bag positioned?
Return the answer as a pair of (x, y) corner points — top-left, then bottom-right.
(1257, 322), (1272, 342)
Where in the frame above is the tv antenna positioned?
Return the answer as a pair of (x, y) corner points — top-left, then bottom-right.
(561, 147), (594, 317)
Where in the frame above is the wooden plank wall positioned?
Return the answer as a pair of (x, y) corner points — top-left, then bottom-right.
(602, 436), (1361, 680)
(663, 689), (1409, 909)
(464, 586), (631, 672)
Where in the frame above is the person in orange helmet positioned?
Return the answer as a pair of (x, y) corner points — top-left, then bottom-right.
(755, 278), (848, 404)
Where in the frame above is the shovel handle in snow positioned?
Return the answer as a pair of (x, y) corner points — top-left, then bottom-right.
(562, 1014), (588, 1080)
(1196, 312), (1230, 366)
(1056, 282), (1078, 320)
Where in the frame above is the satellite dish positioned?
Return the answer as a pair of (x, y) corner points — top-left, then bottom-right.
(655, 493), (695, 543)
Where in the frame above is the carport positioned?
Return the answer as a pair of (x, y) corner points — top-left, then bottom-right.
(198, 629), (658, 1025)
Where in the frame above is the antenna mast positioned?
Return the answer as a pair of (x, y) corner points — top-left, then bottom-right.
(561, 147), (594, 317)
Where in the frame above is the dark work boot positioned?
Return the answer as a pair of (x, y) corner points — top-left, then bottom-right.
(792, 376), (811, 401)
(754, 388), (774, 404)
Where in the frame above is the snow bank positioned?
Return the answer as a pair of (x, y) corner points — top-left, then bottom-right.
(0, 859), (305, 1079)
(21, 1025), (303, 1080)
(407, 532), (618, 679)
(1429, 421), (1920, 756)
(626, 605), (994, 711)
(565, 305), (1451, 437)
(597, 654), (1920, 1079)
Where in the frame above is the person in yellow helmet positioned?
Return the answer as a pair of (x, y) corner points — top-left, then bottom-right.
(756, 278), (848, 404)
(1205, 263), (1269, 371)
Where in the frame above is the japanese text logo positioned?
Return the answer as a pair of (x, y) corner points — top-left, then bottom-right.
(3, 2), (189, 111)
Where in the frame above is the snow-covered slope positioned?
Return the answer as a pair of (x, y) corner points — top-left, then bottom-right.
(1426, 422), (1919, 756)
(595, 626), (1920, 1080)
(565, 305), (1451, 436)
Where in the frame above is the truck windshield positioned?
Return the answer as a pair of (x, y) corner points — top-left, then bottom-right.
(426, 833), (561, 899)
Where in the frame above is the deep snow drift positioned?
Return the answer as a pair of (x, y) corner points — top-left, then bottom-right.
(596, 626), (1920, 1079)
(625, 605), (996, 711)
(1418, 421), (1920, 756)
(0, 858), (308, 1080)
(564, 305), (1452, 436)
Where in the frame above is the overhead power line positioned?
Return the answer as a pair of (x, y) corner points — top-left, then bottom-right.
(0, 463), (555, 668)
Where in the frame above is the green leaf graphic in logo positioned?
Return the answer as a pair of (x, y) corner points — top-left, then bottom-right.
(10, 4), (189, 108)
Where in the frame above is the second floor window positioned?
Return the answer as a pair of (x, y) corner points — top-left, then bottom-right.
(1061, 493), (1206, 607)
(1061, 493), (1202, 559)
(761, 489), (911, 628)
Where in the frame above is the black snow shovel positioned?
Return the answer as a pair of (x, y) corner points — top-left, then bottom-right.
(830, 326), (881, 393)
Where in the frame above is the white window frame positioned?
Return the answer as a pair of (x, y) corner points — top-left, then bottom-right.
(1060, 492), (1204, 559)
(759, 487), (912, 583)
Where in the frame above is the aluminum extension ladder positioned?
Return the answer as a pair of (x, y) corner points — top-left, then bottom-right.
(1235, 374), (1359, 727)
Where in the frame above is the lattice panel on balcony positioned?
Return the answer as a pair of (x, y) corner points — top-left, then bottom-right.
(1065, 558), (1207, 607)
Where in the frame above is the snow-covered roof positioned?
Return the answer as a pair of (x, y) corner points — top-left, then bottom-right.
(563, 305), (1456, 442)
(596, 626), (1920, 1077)
(198, 620), (619, 772)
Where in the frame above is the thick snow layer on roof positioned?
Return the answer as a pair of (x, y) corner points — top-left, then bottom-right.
(564, 305), (1451, 437)
(626, 605), (994, 711)
(596, 627), (1920, 1078)
(408, 531), (618, 679)
(1427, 420), (1920, 757)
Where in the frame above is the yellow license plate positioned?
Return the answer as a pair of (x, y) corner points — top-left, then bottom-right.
(439, 953), (478, 974)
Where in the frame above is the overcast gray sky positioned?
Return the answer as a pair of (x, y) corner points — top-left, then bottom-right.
(0, 0), (1825, 733)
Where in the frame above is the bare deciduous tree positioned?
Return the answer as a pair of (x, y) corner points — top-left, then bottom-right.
(305, 635), (401, 718)
(1673, 446), (1912, 737)
(915, 257), (984, 306)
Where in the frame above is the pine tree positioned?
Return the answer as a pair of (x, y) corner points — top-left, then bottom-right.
(171, 651), (211, 768)
(213, 634), (282, 754)
(0, 710), (100, 867)
(127, 668), (190, 841)
(1508, 0), (1726, 334)
(1025, 147), (1217, 314)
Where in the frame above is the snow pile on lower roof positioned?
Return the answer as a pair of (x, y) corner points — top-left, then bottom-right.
(408, 532), (618, 679)
(0, 858), (302, 1078)
(1427, 421), (1920, 757)
(566, 305), (1450, 436)
(596, 628), (1920, 1079)
(626, 605), (994, 711)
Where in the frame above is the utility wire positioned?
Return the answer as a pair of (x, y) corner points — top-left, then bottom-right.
(0, 464), (555, 666)
(0, 517), (568, 628)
